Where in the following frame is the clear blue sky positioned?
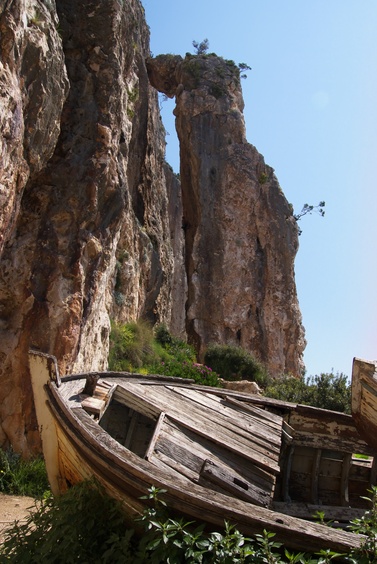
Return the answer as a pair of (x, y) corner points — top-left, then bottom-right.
(142, 0), (377, 378)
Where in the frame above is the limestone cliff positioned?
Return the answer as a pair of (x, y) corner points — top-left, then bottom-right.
(147, 54), (305, 376)
(0, 1), (304, 456)
(0, 0), (174, 454)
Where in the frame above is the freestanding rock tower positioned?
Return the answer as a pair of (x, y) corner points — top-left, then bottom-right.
(147, 54), (306, 376)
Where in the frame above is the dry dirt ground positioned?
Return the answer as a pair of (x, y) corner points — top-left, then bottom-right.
(0, 494), (35, 542)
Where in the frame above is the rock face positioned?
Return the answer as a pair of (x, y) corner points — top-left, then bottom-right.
(0, 0), (174, 454)
(147, 54), (305, 376)
(0, 0), (69, 255)
(0, 2), (305, 455)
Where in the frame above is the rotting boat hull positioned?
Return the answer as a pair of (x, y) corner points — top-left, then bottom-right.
(30, 350), (374, 553)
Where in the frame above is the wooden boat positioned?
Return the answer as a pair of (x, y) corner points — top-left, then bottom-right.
(352, 357), (377, 451)
(29, 350), (377, 553)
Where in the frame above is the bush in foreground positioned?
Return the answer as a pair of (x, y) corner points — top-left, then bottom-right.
(3, 480), (373, 562)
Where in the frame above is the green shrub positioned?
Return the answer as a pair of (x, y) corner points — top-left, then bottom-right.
(157, 333), (196, 364)
(154, 323), (173, 346)
(150, 325), (218, 385)
(108, 320), (157, 371)
(0, 480), (134, 562)
(204, 344), (268, 387)
(147, 358), (219, 387)
(0, 449), (49, 498)
(264, 372), (351, 413)
(108, 322), (218, 386)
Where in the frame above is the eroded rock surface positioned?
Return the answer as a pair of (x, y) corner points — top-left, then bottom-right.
(0, 0), (68, 255)
(147, 54), (306, 376)
(0, 0), (174, 454)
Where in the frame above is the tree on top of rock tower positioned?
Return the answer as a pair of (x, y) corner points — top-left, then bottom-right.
(192, 38), (209, 55)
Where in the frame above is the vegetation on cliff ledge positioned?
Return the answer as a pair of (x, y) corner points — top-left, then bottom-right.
(108, 320), (351, 413)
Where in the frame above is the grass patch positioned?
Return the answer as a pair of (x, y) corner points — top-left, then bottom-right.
(0, 449), (49, 499)
(108, 321), (220, 387)
(108, 320), (158, 371)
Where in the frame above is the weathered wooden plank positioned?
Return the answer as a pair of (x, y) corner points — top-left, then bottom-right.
(124, 410), (138, 449)
(169, 386), (282, 437)
(311, 449), (322, 504)
(272, 501), (366, 522)
(59, 379), (84, 403)
(151, 449), (199, 482)
(161, 386), (282, 449)
(113, 386), (160, 420)
(200, 459), (272, 507)
(352, 358), (377, 452)
(288, 408), (374, 455)
(288, 429), (372, 455)
(157, 418), (276, 492)
(281, 445), (294, 502)
(224, 395), (283, 428)
(145, 412), (166, 461)
(282, 421), (295, 445)
(116, 384), (277, 454)
(340, 453), (352, 506)
(82, 396), (106, 417)
(168, 386), (283, 445)
(80, 380), (117, 419)
(115, 382), (281, 472)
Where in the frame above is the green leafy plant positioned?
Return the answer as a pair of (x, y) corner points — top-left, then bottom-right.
(138, 488), (277, 562)
(108, 322), (219, 386)
(0, 449), (49, 498)
(108, 320), (158, 371)
(2, 481), (372, 562)
(204, 343), (268, 387)
(348, 486), (377, 563)
(264, 372), (351, 413)
(0, 480), (135, 562)
(147, 358), (220, 387)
